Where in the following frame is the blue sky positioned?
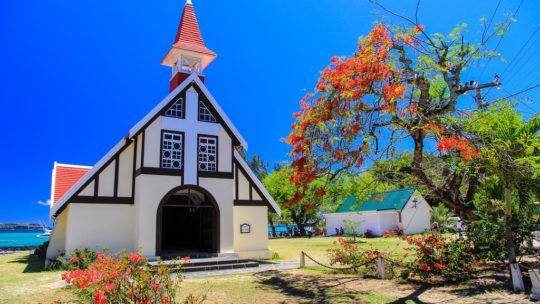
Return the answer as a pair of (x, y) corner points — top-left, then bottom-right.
(1, 0), (539, 224)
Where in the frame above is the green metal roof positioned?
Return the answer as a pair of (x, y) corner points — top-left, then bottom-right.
(335, 188), (416, 213)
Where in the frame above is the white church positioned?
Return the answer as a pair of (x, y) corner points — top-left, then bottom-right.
(47, 0), (280, 262)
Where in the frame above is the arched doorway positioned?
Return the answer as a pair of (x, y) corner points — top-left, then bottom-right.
(156, 186), (220, 256)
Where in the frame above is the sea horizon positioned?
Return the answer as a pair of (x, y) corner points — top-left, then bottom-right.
(0, 229), (50, 249)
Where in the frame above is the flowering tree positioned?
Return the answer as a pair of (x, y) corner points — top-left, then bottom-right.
(286, 16), (514, 220)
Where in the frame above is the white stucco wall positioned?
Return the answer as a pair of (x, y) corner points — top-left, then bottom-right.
(118, 143), (134, 197)
(97, 160), (115, 197)
(199, 177), (235, 253)
(46, 206), (69, 260)
(401, 195), (432, 235)
(237, 168), (250, 200)
(143, 118), (162, 168)
(233, 206), (270, 259)
(136, 133), (143, 169)
(63, 203), (135, 254)
(218, 127), (232, 172)
(325, 212), (385, 236)
(79, 181), (94, 196)
(378, 211), (399, 234)
(133, 174), (182, 256)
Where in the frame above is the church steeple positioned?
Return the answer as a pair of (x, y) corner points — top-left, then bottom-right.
(161, 0), (216, 92)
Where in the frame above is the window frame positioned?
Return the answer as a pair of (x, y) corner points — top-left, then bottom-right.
(164, 96), (186, 119)
(197, 134), (219, 173)
(160, 130), (185, 171)
(197, 100), (218, 123)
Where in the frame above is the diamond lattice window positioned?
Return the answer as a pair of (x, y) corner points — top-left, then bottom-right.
(198, 136), (217, 172)
(161, 132), (183, 169)
(198, 100), (217, 122)
(165, 98), (184, 118)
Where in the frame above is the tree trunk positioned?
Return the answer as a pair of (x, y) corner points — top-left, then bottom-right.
(504, 186), (517, 264)
(268, 216), (277, 238)
(504, 186), (524, 291)
(296, 222), (307, 237)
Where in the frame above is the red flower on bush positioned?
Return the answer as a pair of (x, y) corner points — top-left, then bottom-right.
(94, 290), (107, 304)
(62, 252), (180, 304)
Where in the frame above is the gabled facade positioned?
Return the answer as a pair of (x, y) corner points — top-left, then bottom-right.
(47, 0), (280, 261)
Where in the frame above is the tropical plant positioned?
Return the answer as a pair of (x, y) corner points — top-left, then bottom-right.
(430, 203), (454, 232)
(464, 102), (540, 267)
(343, 219), (364, 242)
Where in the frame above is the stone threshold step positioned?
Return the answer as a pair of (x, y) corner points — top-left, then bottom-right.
(149, 256), (252, 267)
(181, 261), (259, 273)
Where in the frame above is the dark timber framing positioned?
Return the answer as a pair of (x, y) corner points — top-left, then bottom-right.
(233, 158), (277, 212)
(156, 185), (220, 256)
(73, 196), (134, 204)
(53, 79), (246, 218)
(113, 156), (119, 197)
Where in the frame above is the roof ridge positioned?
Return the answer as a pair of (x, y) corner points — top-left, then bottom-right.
(55, 163), (92, 169)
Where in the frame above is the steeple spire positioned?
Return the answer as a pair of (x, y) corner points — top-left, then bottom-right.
(161, 0), (216, 91)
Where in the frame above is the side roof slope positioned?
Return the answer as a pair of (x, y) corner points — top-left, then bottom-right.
(335, 188), (416, 213)
(51, 74), (269, 217)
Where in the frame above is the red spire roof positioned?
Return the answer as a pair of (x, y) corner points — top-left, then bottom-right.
(52, 164), (91, 205)
(172, 0), (216, 56)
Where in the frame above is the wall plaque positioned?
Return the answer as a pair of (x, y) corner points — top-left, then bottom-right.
(240, 223), (251, 234)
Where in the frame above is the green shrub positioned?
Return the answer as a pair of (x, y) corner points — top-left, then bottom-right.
(34, 241), (49, 258)
(466, 210), (539, 262)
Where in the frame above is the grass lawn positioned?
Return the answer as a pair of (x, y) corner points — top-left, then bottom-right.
(0, 252), (76, 304)
(0, 237), (532, 303)
(269, 236), (410, 263)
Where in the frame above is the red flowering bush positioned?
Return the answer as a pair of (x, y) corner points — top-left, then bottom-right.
(61, 252), (193, 304)
(383, 228), (404, 238)
(403, 233), (480, 280)
(327, 237), (383, 273)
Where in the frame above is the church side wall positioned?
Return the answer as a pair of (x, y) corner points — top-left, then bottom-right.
(233, 206), (270, 259)
(64, 203), (135, 254)
(46, 206), (69, 261)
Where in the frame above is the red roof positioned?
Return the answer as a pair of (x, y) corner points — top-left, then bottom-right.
(172, 1), (216, 56)
(52, 164), (91, 205)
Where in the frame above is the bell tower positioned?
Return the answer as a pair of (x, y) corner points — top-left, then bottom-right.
(161, 0), (217, 92)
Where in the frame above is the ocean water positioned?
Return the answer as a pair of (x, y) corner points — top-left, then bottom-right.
(0, 229), (50, 248)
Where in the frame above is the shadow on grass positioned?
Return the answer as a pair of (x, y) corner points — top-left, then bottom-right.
(254, 270), (367, 304)
(8, 253), (46, 273)
(388, 274), (514, 304)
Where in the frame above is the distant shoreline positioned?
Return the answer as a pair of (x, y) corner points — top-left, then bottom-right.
(0, 223), (47, 229)
(0, 246), (38, 254)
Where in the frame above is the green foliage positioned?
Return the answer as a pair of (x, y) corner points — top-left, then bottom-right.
(342, 219), (364, 242)
(430, 204), (454, 232)
(465, 101), (540, 186)
(466, 203), (540, 262)
(34, 241), (49, 258)
(56, 247), (108, 270)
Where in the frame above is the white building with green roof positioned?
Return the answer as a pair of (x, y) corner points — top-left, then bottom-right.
(324, 188), (432, 236)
